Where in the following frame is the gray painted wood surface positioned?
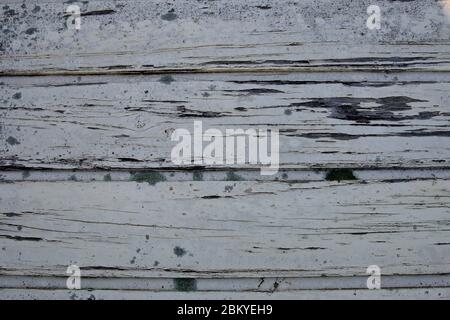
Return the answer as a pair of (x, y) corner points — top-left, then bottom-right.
(2, 0), (450, 74)
(1, 0), (450, 299)
(2, 73), (450, 170)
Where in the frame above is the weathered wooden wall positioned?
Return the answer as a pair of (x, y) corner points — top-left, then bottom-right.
(1, 0), (450, 299)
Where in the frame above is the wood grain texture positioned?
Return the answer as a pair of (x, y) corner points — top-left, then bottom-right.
(2, 0), (450, 74)
(1, 179), (449, 279)
(2, 288), (450, 300)
(2, 73), (450, 170)
(3, 272), (447, 299)
(3, 274), (450, 291)
(1, 0), (450, 300)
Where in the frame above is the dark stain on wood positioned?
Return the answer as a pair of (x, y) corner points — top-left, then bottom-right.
(325, 169), (358, 182)
(174, 246), (187, 257)
(174, 278), (197, 292)
(130, 172), (167, 185)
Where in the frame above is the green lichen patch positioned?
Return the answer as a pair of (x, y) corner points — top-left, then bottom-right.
(161, 9), (178, 21)
(103, 174), (112, 182)
(193, 171), (204, 181)
(174, 278), (197, 292)
(325, 169), (357, 182)
(159, 75), (175, 85)
(226, 172), (244, 181)
(173, 246), (187, 257)
(130, 172), (166, 185)
(6, 136), (20, 145)
(12, 92), (22, 100)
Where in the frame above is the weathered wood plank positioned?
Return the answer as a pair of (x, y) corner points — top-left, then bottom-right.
(2, 0), (450, 300)
(2, 274), (450, 291)
(2, 73), (450, 170)
(2, 264), (450, 299)
(2, 0), (450, 74)
(1, 179), (449, 278)
(1, 288), (450, 300)
(2, 168), (450, 183)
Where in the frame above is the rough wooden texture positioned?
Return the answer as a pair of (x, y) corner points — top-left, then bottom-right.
(1, 179), (450, 278)
(1, 0), (450, 300)
(2, 288), (450, 300)
(2, 0), (450, 74)
(1, 73), (450, 170)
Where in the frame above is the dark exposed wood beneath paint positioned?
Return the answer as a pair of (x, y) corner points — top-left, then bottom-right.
(1, 73), (450, 170)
